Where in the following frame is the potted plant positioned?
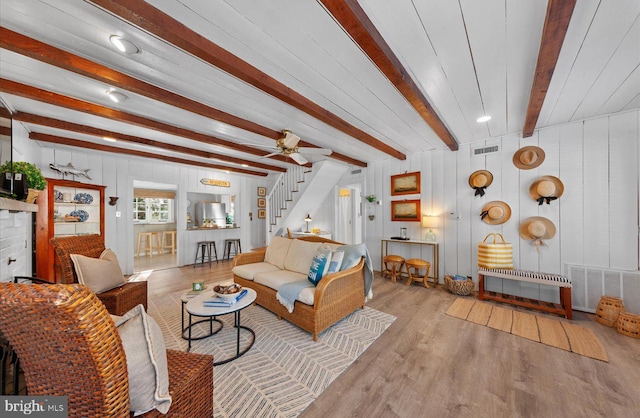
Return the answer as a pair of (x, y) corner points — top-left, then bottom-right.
(365, 195), (377, 220)
(0, 161), (47, 202)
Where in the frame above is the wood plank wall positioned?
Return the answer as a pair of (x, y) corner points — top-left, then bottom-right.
(360, 110), (639, 304)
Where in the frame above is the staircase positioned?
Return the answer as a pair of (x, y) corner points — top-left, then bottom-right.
(265, 160), (348, 241)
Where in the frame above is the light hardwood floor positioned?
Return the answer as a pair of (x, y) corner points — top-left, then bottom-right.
(146, 261), (640, 418)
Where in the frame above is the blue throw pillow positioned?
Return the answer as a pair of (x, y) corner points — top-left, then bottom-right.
(307, 246), (332, 285)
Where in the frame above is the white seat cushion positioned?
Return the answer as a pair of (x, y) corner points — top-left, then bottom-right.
(254, 269), (307, 291)
(232, 262), (281, 281)
(264, 236), (292, 269)
(284, 240), (321, 275)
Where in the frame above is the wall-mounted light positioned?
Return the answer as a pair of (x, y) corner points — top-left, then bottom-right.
(108, 196), (119, 206)
(109, 35), (141, 55)
(106, 90), (129, 103)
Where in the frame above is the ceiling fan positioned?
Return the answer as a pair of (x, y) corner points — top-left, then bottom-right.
(256, 130), (332, 165)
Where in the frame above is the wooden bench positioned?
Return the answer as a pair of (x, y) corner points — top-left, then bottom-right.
(478, 268), (572, 319)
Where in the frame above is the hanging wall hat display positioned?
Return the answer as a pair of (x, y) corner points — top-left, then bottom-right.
(468, 170), (493, 197)
(480, 201), (512, 225)
(513, 146), (545, 170)
(529, 175), (564, 205)
(519, 216), (556, 248)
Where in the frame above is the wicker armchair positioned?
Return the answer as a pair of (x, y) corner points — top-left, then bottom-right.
(50, 234), (147, 315)
(0, 283), (213, 417)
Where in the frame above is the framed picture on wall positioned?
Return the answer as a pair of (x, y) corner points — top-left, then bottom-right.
(257, 197), (266, 208)
(391, 172), (421, 196)
(257, 186), (267, 196)
(258, 209), (266, 219)
(391, 200), (421, 222)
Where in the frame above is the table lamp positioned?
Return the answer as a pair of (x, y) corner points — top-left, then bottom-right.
(304, 214), (312, 233)
(422, 215), (438, 242)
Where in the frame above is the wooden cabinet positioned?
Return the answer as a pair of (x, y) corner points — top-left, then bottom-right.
(35, 178), (105, 282)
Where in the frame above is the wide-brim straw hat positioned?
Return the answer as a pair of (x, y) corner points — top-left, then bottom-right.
(513, 146), (545, 170)
(469, 170), (493, 189)
(529, 175), (564, 201)
(480, 201), (511, 225)
(519, 216), (556, 240)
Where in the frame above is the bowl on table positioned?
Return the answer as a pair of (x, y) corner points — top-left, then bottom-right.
(213, 283), (243, 299)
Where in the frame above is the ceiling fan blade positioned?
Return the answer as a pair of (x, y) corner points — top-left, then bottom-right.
(289, 152), (308, 165)
(240, 143), (278, 150)
(258, 152), (279, 159)
(298, 147), (332, 156)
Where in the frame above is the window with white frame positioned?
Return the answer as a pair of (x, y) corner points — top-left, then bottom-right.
(133, 197), (174, 223)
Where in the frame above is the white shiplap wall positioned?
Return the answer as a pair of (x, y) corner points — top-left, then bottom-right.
(357, 110), (639, 307)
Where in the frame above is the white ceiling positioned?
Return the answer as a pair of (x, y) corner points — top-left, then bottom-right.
(0, 0), (638, 175)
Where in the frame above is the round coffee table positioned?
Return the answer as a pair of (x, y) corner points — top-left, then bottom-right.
(185, 287), (257, 365)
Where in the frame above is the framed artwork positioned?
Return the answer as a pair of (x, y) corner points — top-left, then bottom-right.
(391, 172), (421, 196)
(391, 200), (421, 222)
(257, 197), (266, 208)
(258, 209), (266, 219)
(257, 186), (267, 196)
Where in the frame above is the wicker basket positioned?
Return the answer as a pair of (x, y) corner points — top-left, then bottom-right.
(595, 296), (625, 327)
(616, 312), (640, 339)
(445, 275), (474, 296)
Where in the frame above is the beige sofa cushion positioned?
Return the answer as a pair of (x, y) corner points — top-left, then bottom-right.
(70, 249), (126, 294)
(254, 269), (307, 291)
(284, 239), (321, 275)
(264, 236), (292, 269)
(232, 262), (281, 281)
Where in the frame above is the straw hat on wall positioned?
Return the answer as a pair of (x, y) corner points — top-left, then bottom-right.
(469, 170), (493, 197)
(513, 146), (545, 169)
(519, 216), (556, 247)
(480, 201), (511, 225)
(529, 176), (564, 205)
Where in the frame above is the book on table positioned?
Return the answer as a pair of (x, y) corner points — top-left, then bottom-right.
(203, 289), (248, 307)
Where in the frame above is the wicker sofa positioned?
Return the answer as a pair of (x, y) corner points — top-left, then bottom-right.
(0, 283), (213, 417)
(232, 236), (366, 341)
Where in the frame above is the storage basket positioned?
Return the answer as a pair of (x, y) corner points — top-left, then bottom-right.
(445, 275), (474, 296)
(615, 312), (640, 339)
(595, 296), (625, 327)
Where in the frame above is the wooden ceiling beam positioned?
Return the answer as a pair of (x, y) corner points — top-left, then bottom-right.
(1, 28), (366, 167)
(319, 0), (459, 151)
(522, 0), (577, 137)
(30, 132), (268, 176)
(0, 78), (294, 164)
(86, 0), (404, 161)
(14, 112), (287, 173)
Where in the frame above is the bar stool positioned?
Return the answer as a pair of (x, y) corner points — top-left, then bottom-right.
(137, 232), (160, 258)
(162, 230), (177, 254)
(194, 241), (218, 268)
(382, 255), (405, 283)
(223, 238), (242, 261)
(405, 258), (431, 288)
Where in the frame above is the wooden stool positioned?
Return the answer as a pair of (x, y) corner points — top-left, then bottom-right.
(223, 238), (241, 261)
(194, 241), (218, 268)
(405, 258), (431, 288)
(382, 255), (405, 283)
(162, 230), (177, 254)
(137, 232), (160, 258)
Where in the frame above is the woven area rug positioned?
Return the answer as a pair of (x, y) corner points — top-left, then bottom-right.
(446, 298), (608, 362)
(149, 290), (396, 417)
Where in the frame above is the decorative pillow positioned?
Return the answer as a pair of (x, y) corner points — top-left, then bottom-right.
(307, 246), (332, 285)
(115, 305), (172, 416)
(70, 249), (126, 294)
(264, 236), (292, 269)
(327, 251), (344, 274)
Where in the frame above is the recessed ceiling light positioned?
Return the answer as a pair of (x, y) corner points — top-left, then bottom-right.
(106, 90), (128, 103)
(109, 35), (141, 55)
(102, 136), (117, 142)
(241, 164), (248, 167)
(476, 115), (492, 123)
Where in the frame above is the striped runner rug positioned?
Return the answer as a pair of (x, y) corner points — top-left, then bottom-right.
(149, 289), (396, 417)
(446, 298), (608, 362)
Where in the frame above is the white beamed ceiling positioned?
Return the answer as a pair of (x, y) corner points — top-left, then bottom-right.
(0, 0), (638, 173)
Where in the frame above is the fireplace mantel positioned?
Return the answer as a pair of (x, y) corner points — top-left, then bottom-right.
(0, 197), (38, 212)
